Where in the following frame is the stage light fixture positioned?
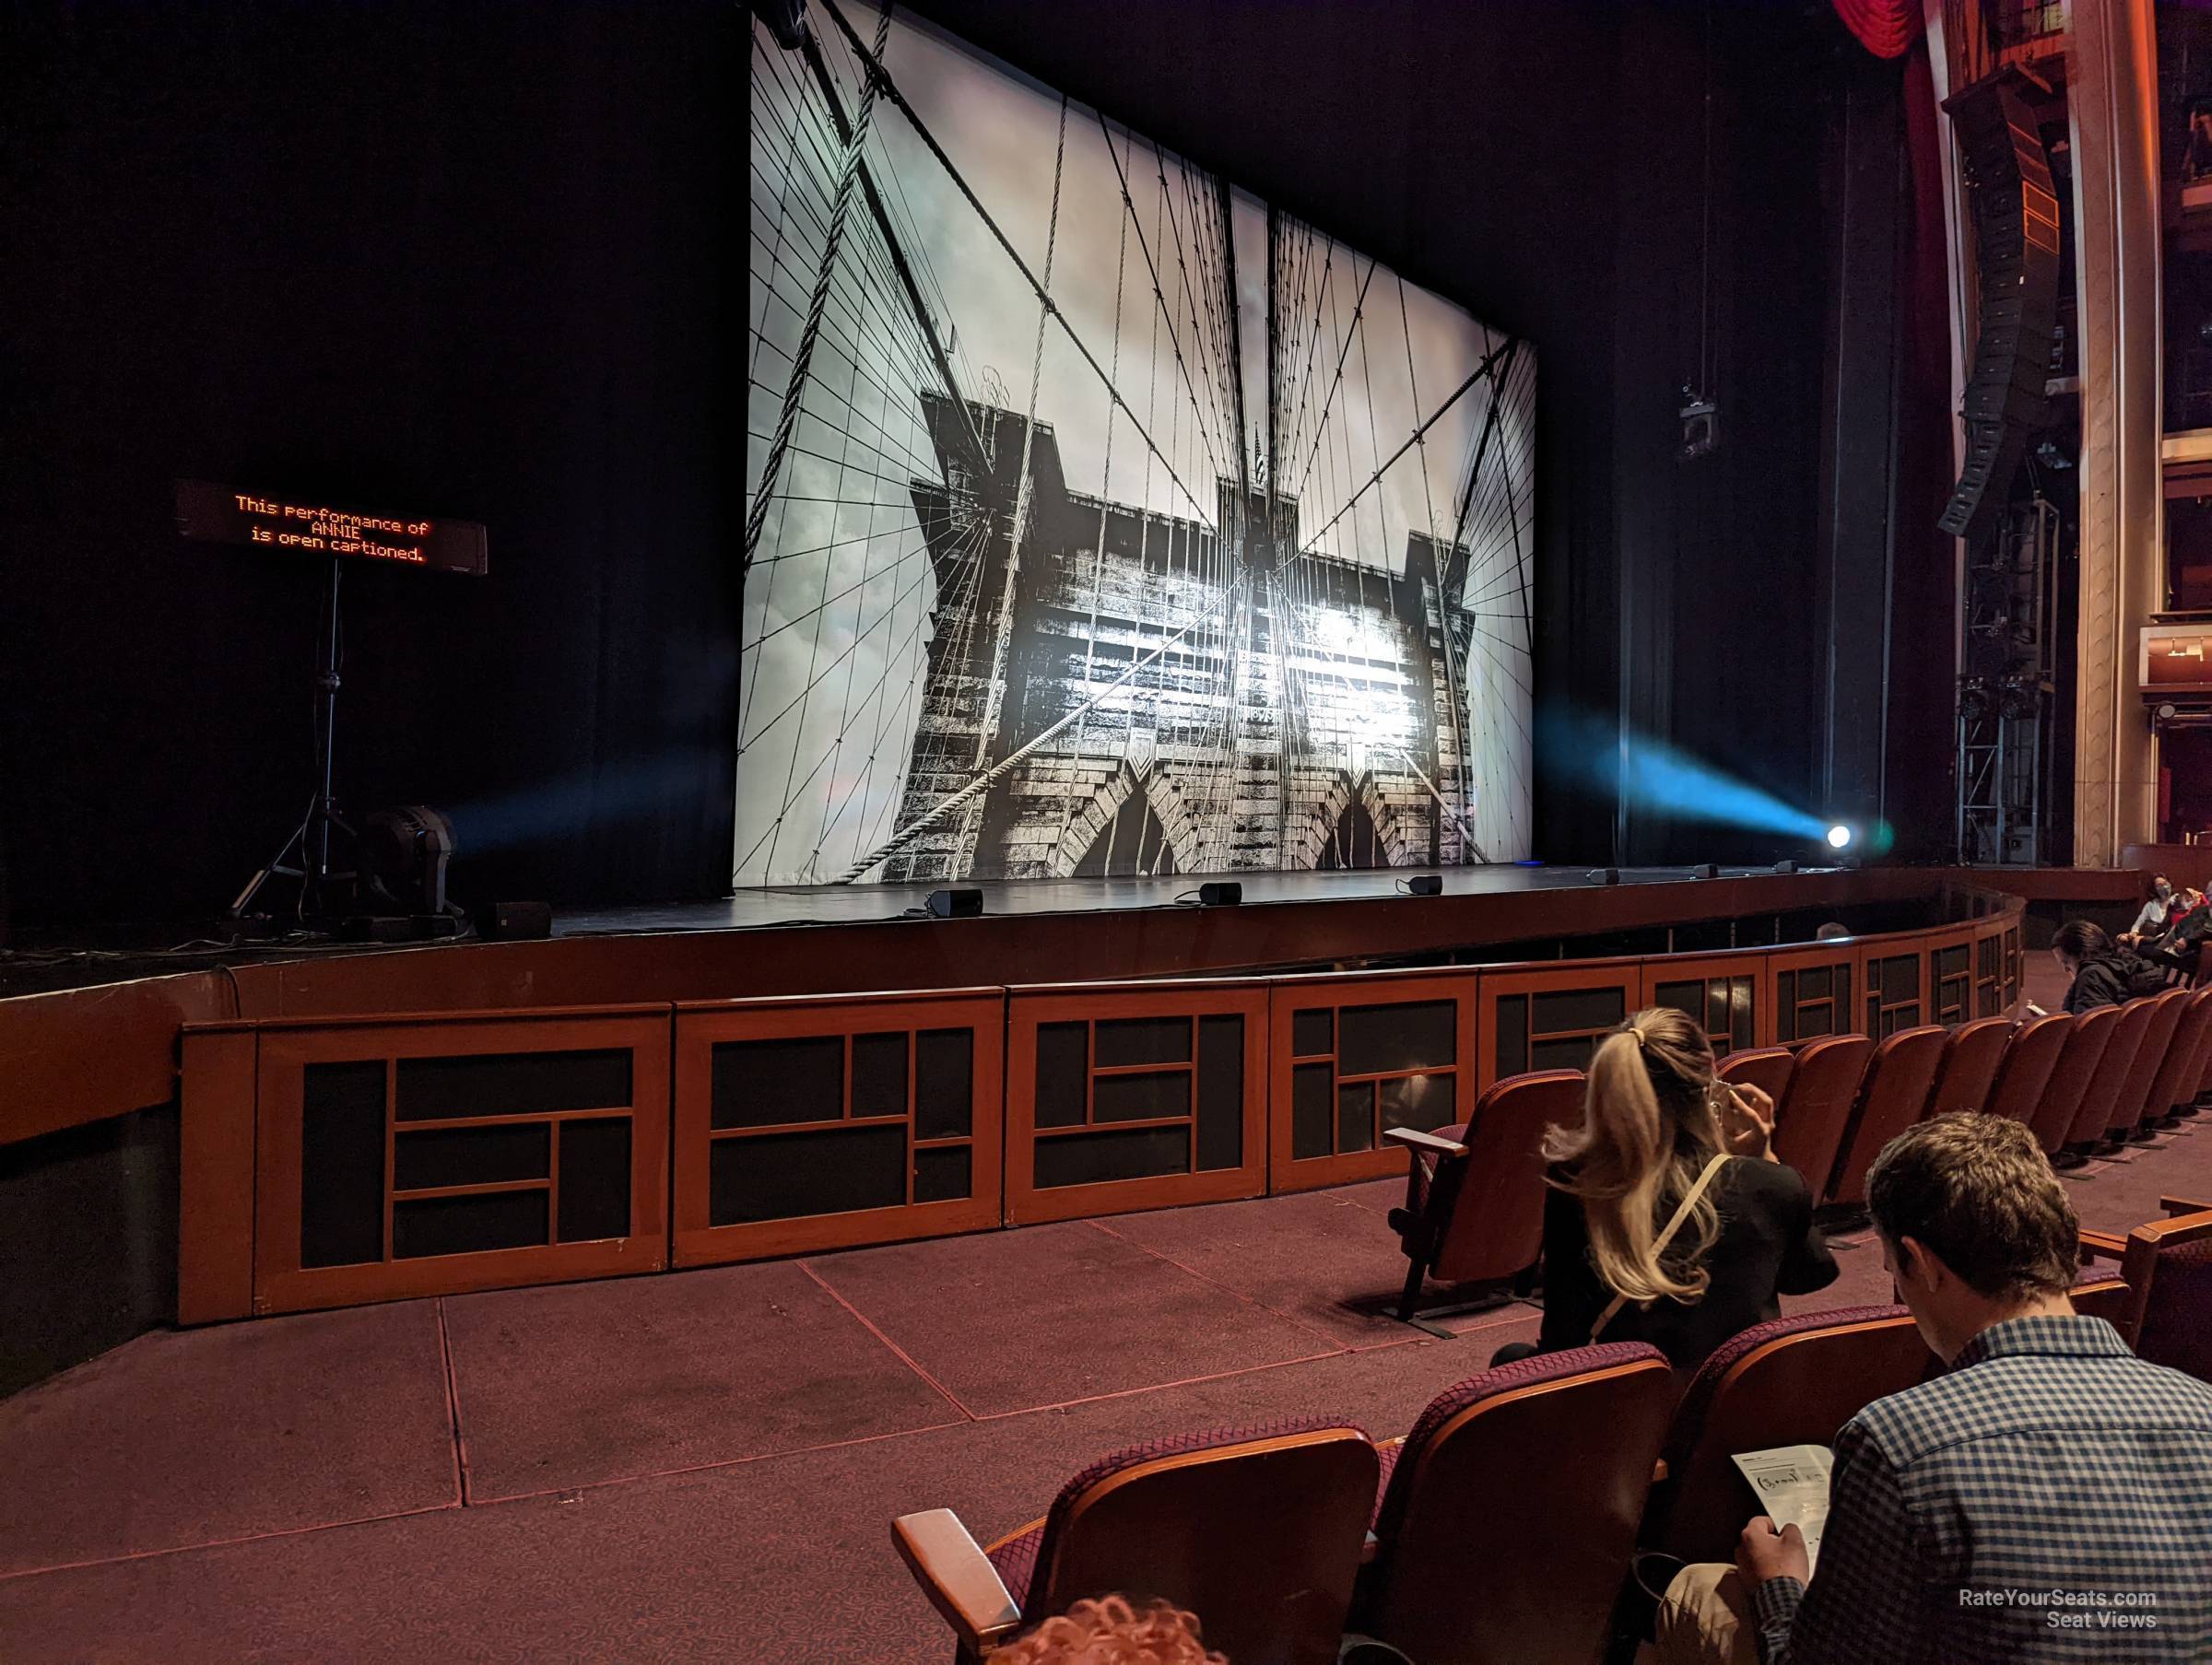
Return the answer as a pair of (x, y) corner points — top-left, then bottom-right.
(1826, 825), (1853, 850)
(1958, 677), (1993, 722)
(359, 805), (455, 916)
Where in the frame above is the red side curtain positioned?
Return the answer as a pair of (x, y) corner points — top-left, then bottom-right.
(1831, 0), (1918, 58)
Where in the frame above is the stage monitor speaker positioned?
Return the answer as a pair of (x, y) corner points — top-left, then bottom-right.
(1691, 863), (1721, 879)
(1406, 874), (1443, 897)
(1586, 868), (1620, 886)
(1198, 882), (1243, 906)
(926, 887), (982, 919)
(477, 900), (553, 941)
(1773, 861), (1799, 875)
(1937, 73), (2061, 540)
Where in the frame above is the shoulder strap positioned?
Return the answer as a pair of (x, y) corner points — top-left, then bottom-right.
(1587, 1152), (1735, 1345)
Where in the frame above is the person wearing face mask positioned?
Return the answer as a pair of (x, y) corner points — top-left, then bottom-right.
(2118, 874), (2175, 950)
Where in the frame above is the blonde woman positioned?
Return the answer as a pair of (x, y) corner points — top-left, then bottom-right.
(1500, 1007), (1839, 1373)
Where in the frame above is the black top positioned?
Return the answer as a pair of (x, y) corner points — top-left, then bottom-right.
(2065, 951), (2160, 1014)
(1535, 1155), (1840, 1373)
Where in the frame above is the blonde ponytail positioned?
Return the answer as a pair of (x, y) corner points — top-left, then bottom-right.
(1543, 1008), (1725, 1307)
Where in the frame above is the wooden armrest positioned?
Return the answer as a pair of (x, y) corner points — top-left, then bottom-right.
(891, 1509), (1021, 1651)
(1652, 1458), (1670, 1483)
(2077, 1229), (2128, 1262)
(2160, 1195), (2212, 1218)
(1382, 1128), (1466, 1157)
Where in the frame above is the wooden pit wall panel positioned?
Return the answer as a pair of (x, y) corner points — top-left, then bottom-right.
(178, 1026), (258, 1324)
(1475, 962), (1643, 1091)
(249, 1009), (670, 1315)
(1639, 958), (1764, 1055)
(1004, 984), (1270, 1225)
(668, 991), (1004, 1265)
(1267, 972), (1479, 1191)
(1765, 944), (1863, 1049)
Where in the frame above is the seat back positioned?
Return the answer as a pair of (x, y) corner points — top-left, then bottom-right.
(1768, 1035), (1872, 1202)
(2138, 987), (2212, 1130)
(1983, 1013), (2073, 1129)
(2029, 1003), (2120, 1154)
(2105, 988), (2190, 1137)
(1922, 1016), (2012, 1119)
(1028, 1419), (1379, 1665)
(1716, 1047), (1794, 1105)
(2063, 996), (2157, 1146)
(1823, 1026), (1947, 1208)
(2119, 1210), (2212, 1383)
(2071, 1272), (2132, 1327)
(2180, 985), (2212, 1109)
(1430, 1071), (1583, 1284)
(1364, 1343), (1675, 1665)
(1652, 1306), (1929, 1564)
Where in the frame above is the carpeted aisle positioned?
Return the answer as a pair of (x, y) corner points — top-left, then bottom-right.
(2, 1095), (2207, 1663)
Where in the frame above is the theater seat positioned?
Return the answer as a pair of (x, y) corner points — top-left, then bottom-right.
(1983, 1012), (2072, 1131)
(2134, 986), (2212, 1135)
(893, 1417), (1379, 1665)
(2104, 987), (2190, 1143)
(1766, 1035), (1872, 1207)
(1715, 1047), (1794, 1106)
(1823, 1026), (1946, 1209)
(2060, 996), (2157, 1154)
(2029, 1003), (2119, 1156)
(1922, 1015), (2012, 1120)
(1384, 1070), (1582, 1321)
(1358, 1343), (1675, 1665)
(1646, 1305), (1928, 1565)
(2079, 1209), (2212, 1384)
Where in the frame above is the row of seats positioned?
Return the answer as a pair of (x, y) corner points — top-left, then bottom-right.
(893, 1252), (2187, 1665)
(1388, 987), (2212, 1318)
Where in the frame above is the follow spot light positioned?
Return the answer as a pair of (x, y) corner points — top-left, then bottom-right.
(1826, 825), (1853, 850)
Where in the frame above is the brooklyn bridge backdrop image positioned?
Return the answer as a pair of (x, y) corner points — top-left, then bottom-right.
(746, 2), (1535, 885)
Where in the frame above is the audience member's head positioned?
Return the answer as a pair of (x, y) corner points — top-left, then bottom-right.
(985, 1597), (1225, 1665)
(2152, 872), (2173, 901)
(2052, 919), (2113, 973)
(1543, 1007), (1723, 1307)
(1865, 1113), (2078, 1362)
(1815, 921), (1851, 942)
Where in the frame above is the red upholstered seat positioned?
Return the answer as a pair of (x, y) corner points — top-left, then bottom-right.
(2104, 987), (2190, 1141)
(1983, 1012), (2072, 1130)
(1823, 1026), (1946, 1208)
(2135, 986), (2212, 1133)
(1359, 1343), (1675, 1665)
(1922, 1016), (2012, 1120)
(1767, 1034), (1872, 1207)
(1649, 1304), (1927, 1564)
(1716, 1047), (1794, 1106)
(2082, 1208), (2212, 1385)
(1384, 1070), (1582, 1319)
(2030, 1003), (2119, 1155)
(2062, 996), (2157, 1149)
(897, 1414), (1378, 1664)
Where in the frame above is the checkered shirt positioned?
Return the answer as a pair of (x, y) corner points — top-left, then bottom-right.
(1751, 1315), (2212, 1665)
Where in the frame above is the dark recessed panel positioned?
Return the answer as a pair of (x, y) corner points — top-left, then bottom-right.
(1531, 988), (1626, 1036)
(1338, 1000), (1455, 1077)
(1776, 971), (1799, 1043)
(1532, 1036), (1599, 1073)
(556, 1117), (630, 1243)
(1336, 1081), (1374, 1154)
(1195, 1014), (1243, 1171)
(1292, 1063), (1334, 1159)
(1495, 994), (1529, 1078)
(1796, 966), (1833, 1003)
(710, 1038), (841, 1130)
(1035, 1022), (1088, 1129)
(1379, 1071), (1453, 1134)
(396, 1049), (631, 1121)
(1729, 979), (1755, 1051)
(393, 1189), (547, 1260)
(394, 1122), (548, 1192)
(1093, 1016), (1192, 1068)
(1291, 1008), (1335, 1059)
(709, 1125), (905, 1225)
(914, 1028), (974, 1140)
(913, 1143), (971, 1203)
(1093, 1071), (1191, 1123)
(1033, 1124), (1190, 1189)
(300, 1060), (388, 1269)
(1653, 979), (1703, 1022)
(851, 1033), (909, 1120)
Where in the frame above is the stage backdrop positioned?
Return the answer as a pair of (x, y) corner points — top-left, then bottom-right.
(745, 6), (1535, 885)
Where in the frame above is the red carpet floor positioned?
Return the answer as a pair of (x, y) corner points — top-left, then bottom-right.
(5, 1011), (2208, 1659)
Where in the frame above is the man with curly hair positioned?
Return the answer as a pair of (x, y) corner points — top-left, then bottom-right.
(984, 1596), (1226, 1665)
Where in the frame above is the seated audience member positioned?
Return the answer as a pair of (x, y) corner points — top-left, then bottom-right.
(1814, 921), (1850, 943)
(986, 1597), (1225, 1665)
(1656, 1114), (2212, 1664)
(2046, 919), (2160, 1014)
(2118, 873), (2175, 948)
(2143, 886), (2209, 979)
(1498, 1008), (1838, 1374)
